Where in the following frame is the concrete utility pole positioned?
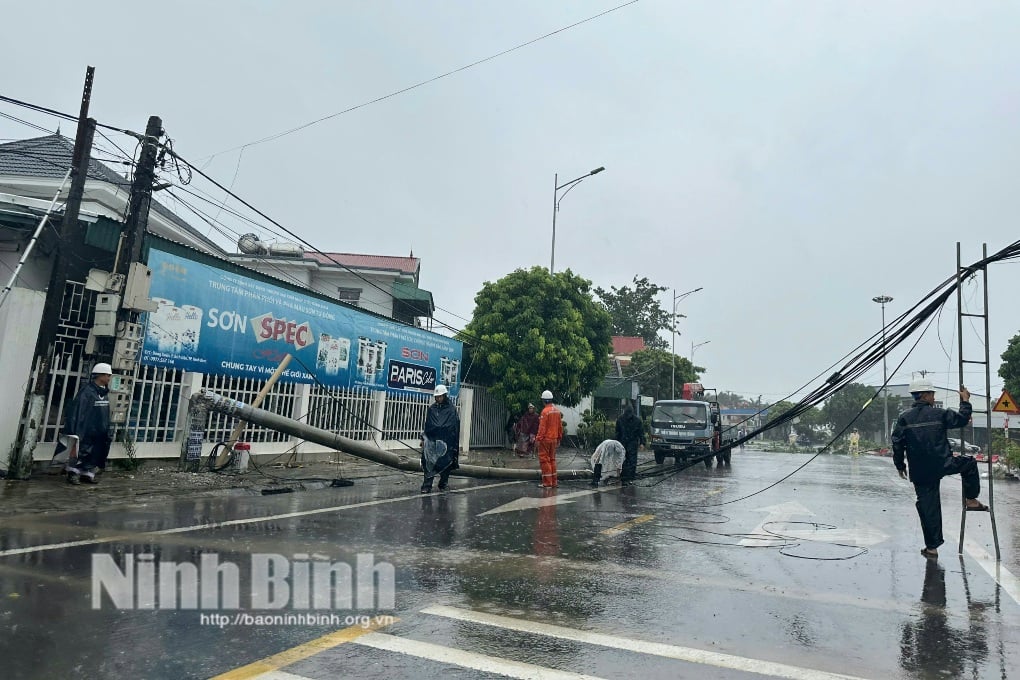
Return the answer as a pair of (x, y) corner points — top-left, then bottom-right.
(115, 116), (162, 284)
(9, 68), (96, 479)
(95, 114), (161, 366)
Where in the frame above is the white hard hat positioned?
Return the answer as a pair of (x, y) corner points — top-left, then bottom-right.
(434, 384), (449, 397)
(541, 390), (553, 400)
(909, 378), (935, 394)
(92, 362), (113, 375)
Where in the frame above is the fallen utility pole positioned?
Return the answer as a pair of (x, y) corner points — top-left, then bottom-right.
(193, 390), (592, 481)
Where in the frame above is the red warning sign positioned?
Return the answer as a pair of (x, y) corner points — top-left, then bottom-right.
(992, 389), (1020, 415)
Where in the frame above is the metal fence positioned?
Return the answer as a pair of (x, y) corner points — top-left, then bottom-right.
(201, 373), (297, 443)
(39, 280), (95, 443)
(306, 384), (375, 441)
(467, 383), (510, 448)
(382, 390), (433, 441)
(129, 365), (185, 443)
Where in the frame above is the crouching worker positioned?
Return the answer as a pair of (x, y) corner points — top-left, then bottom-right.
(65, 362), (113, 484)
(590, 439), (626, 487)
(421, 384), (460, 493)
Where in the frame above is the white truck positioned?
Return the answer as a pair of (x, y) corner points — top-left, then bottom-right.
(648, 383), (734, 467)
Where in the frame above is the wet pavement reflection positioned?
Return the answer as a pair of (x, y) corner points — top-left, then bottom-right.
(1, 450), (1018, 679)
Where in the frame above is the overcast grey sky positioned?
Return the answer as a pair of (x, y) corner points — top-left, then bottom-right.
(3, 1), (1018, 403)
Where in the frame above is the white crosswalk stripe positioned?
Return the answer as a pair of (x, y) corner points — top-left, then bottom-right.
(421, 605), (873, 680)
(352, 632), (606, 679)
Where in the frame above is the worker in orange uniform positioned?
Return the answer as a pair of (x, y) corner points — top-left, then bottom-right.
(536, 390), (563, 488)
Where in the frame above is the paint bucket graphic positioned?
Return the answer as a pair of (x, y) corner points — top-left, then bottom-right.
(146, 298), (174, 350)
(163, 306), (184, 353)
(335, 338), (350, 368)
(317, 333), (332, 369)
(180, 305), (203, 354)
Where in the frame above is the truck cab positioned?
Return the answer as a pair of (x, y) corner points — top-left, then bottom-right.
(649, 384), (732, 468)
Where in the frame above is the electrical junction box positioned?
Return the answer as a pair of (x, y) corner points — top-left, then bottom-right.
(93, 293), (121, 336)
(112, 338), (140, 371)
(123, 263), (158, 312)
(85, 269), (125, 293)
(108, 374), (134, 424)
(112, 322), (144, 370)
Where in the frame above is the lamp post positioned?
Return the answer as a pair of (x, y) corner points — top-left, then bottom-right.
(691, 340), (710, 362)
(550, 166), (605, 273)
(873, 295), (894, 445)
(670, 287), (703, 398)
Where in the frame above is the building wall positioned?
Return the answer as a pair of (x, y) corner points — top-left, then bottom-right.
(0, 287), (46, 468)
(0, 247), (52, 292)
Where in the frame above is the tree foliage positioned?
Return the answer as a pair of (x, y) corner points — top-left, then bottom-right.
(822, 383), (899, 435)
(459, 267), (612, 410)
(594, 276), (671, 350)
(999, 332), (1020, 398)
(624, 348), (702, 402)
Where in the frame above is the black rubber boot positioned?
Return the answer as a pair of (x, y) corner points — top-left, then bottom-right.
(590, 464), (602, 487)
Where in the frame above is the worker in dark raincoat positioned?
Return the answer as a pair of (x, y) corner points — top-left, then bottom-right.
(615, 405), (645, 485)
(421, 384), (460, 493)
(892, 379), (988, 559)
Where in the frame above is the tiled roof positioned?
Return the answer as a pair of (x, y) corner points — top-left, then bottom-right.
(611, 336), (646, 355)
(0, 134), (222, 253)
(0, 134), (129, 185)
(304, 251), (419, 275)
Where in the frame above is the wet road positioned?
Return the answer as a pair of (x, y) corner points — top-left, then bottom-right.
(2, 449), (1019, 679)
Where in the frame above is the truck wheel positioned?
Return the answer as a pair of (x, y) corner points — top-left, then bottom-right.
(675, 455), (685, 468)
(654, 451), (665, 465)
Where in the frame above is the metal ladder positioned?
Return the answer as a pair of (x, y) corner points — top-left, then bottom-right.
(956, 242), (1001, 559)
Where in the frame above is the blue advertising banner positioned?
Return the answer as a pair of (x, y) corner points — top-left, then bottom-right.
(140, 247), (462, 395)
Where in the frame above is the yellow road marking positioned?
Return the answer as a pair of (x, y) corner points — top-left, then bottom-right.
(706, 488), (724, 497)
(600, 514), (655, 537)
(209, 617), (398, 680)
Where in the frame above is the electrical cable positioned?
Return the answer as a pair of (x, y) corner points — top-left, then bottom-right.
(197, 0), (642, 162)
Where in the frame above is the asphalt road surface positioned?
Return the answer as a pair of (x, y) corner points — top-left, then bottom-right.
(2, 448), (1018, 679)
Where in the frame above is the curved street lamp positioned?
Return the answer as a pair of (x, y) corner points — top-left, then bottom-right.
(691, 340), (711, 362)
(550, 166), (605, 273)
(671, 287), (703, 398)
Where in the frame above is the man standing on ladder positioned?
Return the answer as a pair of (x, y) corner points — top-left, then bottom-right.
(892, 379), (989, 559)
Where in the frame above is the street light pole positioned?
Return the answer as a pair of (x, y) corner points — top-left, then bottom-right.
(670, 287), (703, 398)
(691, 340), (710, 362)
(873, 295), (894, 445)
(550, 166), (605, 273)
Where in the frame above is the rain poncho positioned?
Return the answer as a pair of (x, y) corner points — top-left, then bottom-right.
(591, 439), (626, 482)
(421, 437), (449, 477)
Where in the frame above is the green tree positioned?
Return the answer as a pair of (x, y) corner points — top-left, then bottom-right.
(765, 400), (797, 439)
(999, 332), (1020, 397)
(459, 267), (612, 410)
(593, 276), (671, 350)
(624, 348), (702, 401)
(822, 383), (899, 435)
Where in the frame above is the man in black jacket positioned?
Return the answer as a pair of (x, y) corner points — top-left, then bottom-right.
(421, 384), (460, 493)
(615, 405), (645, 485)
(65, 362), (113, 485)
(892, 379), (988, 559)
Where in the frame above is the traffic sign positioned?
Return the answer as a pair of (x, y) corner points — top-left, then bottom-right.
(992, 389), (1020, 415)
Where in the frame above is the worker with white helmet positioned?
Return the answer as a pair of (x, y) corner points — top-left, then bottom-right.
(891, 379), (988, 559)
(64, 362), (114, 484)
(420, 384), (460, 493)
(535, 390), (563, 488)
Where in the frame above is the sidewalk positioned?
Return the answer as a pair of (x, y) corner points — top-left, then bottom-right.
(0, 446), (592, 517)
